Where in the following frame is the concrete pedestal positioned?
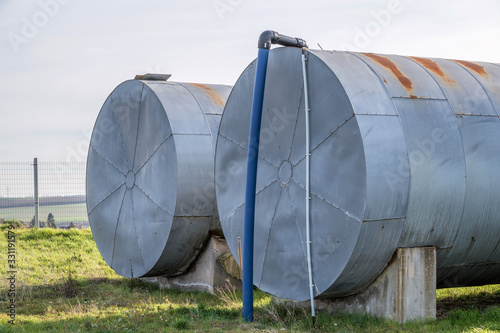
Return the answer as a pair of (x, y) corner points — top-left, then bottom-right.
(277, 247), (436, 323)
(141, 236), (242, 293)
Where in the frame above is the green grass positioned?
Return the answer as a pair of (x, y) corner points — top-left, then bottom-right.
(0, 203), (88, 223)
(0, 223), (499, 332)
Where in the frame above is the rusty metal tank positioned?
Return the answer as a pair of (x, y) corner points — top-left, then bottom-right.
(87, 75), (231, 278)
(215, 47), (500, 301)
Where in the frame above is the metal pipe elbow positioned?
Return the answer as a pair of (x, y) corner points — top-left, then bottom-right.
(258, 30), (308, 50)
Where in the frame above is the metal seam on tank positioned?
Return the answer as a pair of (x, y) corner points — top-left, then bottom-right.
(354, 114), (399, 116)
(286, 86), (304, 161)
(284, 184), (320, 295)
(170, 133), (212, 136)
(440, 261), (500, 269)
(347, 51), (411, 220)
(290, 178), (361, 222)
(88, 183), (126, 215)
(179, 215), (212, 218)
(257, 179), (280, 195)
(143, 83), (178, 131)
(292, 114), (355, 168)
(105, 95), (130, 173)
(391, 96), (447, 100)
(322, 51), (405, 229)
(111, 97), (134, 171)
(405, 56), (469, 251)
(90, 143), (127, 176)
(177, 82), (219, 146)
(134, 134), (173, 175)
(284, 185), (307, 258)
(453, 60), (488, 77)
(213, 61), (256, 161)
(309, 190), (361, 222)
(407, 56), (478, 112)
(296, 52), (361, 167)
(131, 84), (145, 171)
(409, 56), (456, 85)
(130, 187), (146, 272)
(283, 88), (361, 221)
(131, 84), (176, 171)
(217, 132), (280, 168)
(221, 179), (280, 222)
(362, 53), (414, 91)
(440, 59), (500, 263)
(452, 61), (500, 116)
(263, 105), (286, 159)
(265, 82), (303, 160)
(220, 204), (242, 225)
(129, 84), (146, 271)
(86, 89), (126, 213)
(363, 217), (406, 223)
(404, 58), (466, 143)
(110, 185), (130, 269)
(258, 186), (284, 287)
(320, 222), (373, 296)
(86, 146), (126, 214)
(347, 52), (404, 114)
(454, 114), (498, 118)
(135, 183), (174, 216)
(308, 49), (397, 229)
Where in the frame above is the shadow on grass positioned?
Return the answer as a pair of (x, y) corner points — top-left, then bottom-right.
(437, 290), (500, 318)
(4, 277), (500, 332)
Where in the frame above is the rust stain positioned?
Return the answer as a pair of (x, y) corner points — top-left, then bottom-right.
(453, 60), (487, 77)
(410, 56), (455, 84)
(409, 95), (417, 99)
(363, 53), (413, 91)
(191, 83), (225, 106)
(383, 79), (388, 84)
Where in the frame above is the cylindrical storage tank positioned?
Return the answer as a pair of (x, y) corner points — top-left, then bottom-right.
(216, 47), (500, 301)
(87, 76), (231, 278)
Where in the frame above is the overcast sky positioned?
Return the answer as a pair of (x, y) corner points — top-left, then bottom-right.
(1, 0), (499, 163)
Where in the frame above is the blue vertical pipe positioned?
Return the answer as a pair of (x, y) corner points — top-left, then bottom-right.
(243, 47), (269, 322)
(242, 30), (307, 322)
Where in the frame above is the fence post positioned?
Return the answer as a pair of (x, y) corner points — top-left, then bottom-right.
(33, 158), (39, 228)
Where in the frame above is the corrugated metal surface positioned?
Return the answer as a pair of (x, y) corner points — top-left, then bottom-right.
(216, 47), (500, 301)
(87, 79), (231, 278)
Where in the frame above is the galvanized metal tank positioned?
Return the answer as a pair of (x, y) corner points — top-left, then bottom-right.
(87, 76), (231, 278)
(215, 47), (500, 301)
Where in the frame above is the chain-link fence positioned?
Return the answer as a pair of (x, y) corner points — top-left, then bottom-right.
(0, 159), (88, 228)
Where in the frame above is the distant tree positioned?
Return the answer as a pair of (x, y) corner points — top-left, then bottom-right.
(30, 217), (44, 228)
(47, 213), (57, 228)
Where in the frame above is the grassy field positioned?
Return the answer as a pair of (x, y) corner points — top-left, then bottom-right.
(0, 203), (88, 224)
(0, 223), (499, 332)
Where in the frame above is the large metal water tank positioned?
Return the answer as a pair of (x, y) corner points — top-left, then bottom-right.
(215, 47), (500, 301)
(87, 76), (230, 278)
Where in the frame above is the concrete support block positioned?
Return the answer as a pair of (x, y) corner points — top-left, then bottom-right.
(277, 247), (436, 323)
(141, 236), (242, 293)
